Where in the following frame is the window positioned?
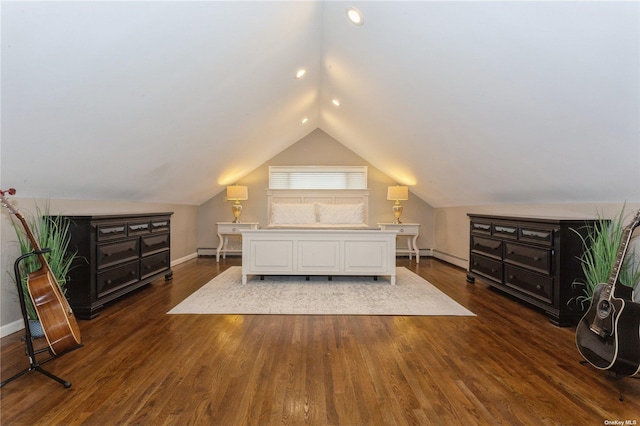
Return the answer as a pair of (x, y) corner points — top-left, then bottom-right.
(269, 166), (368, 189)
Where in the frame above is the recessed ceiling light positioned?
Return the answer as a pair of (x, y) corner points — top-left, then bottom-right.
(346, 7), (363, 26)
(332, 99), (341, 107)
(301, 117), (309, 124)
(295, 68), (306, 79)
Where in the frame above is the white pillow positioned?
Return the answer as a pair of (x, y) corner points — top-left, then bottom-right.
(316, 203), (364, 224)
(270, 203), (317, 224)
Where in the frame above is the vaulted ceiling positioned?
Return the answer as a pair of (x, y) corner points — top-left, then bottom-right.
(2, 1), (638, 207)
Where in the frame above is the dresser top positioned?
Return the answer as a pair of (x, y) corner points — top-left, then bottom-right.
(55, 212), (173, 221)
(467, 213), (599, 224)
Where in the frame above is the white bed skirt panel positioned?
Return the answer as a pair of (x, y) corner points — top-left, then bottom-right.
(241, 229), (398, 284)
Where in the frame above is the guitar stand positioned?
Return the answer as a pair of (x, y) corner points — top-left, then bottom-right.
(606, 372), (640, 402)
(580, 360), (639, 402)
(611, 373), (640, 402)
(0, 251), (79, 389)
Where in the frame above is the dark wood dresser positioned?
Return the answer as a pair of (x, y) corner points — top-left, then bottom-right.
(59, 213), (173, 319)
(467, 214), (597, 326)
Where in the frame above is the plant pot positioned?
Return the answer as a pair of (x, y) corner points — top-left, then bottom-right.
(28, 319), (45, 338)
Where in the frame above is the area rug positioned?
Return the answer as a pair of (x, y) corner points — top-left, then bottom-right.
(168, 267), (475, 316)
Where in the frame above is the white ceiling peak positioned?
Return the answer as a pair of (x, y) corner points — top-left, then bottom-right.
(2, 1), (638, 206)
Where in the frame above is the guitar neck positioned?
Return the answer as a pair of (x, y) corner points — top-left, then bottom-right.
(15, 212), (50, 272)
(607, 216), (639, 290)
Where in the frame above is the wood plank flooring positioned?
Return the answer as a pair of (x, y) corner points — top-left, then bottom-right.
(1, 257), (639, 425)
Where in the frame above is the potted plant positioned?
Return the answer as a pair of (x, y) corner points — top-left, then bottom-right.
(10, 203), (77, 336)
(572, 207), (640, 309)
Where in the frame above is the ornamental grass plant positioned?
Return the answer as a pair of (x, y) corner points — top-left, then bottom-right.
(572, 207), (640, 309)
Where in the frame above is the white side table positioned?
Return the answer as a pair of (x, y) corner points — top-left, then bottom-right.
(378, 223), (421, 263)
(216, 222), (259, 262)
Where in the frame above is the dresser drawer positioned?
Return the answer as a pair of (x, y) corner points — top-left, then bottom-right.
(140, 251), (170, 279)
(128, 221), (151, 236)
(504, 242), (552, 275)
(470, 221), (492, 236)
(505, 264), (553, 303)
(470, 254), (502, 283)
(519, 226), (554, 246)
(97, 223), (127, 241)
(151, 219), (170, 233)
(471, 236), (502, 260)
(97, 238), (140, 269)
(493, 224), (518, 240)
(97, 260), (140, 298)
(141, 233), (170, 256)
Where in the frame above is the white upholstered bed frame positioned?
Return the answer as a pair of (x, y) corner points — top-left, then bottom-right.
(241, 189), (397, 284)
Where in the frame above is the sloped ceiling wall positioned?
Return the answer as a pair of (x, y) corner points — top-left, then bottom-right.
(2, 1), (638, 207)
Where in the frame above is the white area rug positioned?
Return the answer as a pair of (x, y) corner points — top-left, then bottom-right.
(168, 267), (475, 316)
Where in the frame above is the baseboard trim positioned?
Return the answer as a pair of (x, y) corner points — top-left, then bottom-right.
(196, 247), (217, 256)
(418, 248), (434, 257)
(171, 252), (198, 267)
(432, 250), (468, 270)
(1, 319), (25, 338)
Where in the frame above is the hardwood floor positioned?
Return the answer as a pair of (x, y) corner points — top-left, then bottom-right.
(1, 257), (638, 425)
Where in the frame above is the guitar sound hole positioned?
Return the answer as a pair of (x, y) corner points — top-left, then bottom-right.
(597, 300), (611, 318)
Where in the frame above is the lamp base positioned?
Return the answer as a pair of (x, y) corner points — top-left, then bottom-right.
(232, 202), (243, 223)
(392, 202), (403, 224)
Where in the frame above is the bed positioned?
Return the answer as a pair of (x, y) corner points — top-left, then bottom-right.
(241, 189), (398, 284)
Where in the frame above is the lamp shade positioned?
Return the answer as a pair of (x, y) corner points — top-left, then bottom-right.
(226, 185), (248, 201)
(387, 185), (408, 201)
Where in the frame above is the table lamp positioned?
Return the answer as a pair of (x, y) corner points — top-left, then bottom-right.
(387, 185), (408, 224)
(226, 185), (248, 223)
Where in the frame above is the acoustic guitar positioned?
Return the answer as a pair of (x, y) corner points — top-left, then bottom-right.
(575, 209), (640, 376)
(0, 188), (81, 355)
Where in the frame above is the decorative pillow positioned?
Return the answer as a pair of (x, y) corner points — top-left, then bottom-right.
(270, 203), (317, 224)
(316, 203), (365, 224)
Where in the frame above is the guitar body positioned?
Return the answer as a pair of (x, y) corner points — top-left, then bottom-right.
(576, 291), (640, 376)
(27, 267), (81, 355)
(0, 188), (81, 356)
(575, 209), (640, 377)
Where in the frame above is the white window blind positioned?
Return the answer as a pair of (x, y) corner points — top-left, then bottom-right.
(269, 166), (368, 189)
